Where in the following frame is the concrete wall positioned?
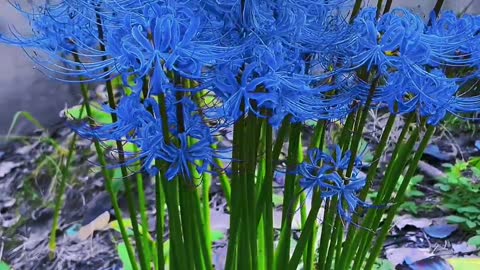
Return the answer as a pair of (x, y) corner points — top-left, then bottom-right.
(0, 1), (78, 135)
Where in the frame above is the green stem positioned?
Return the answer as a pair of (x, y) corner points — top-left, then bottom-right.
(346, 76), (378, 176)
(135, 157), (152, 267)
(352, 123), (420, 270)
(363, 125), (435, 270)
(202, 170), (212, 260)
(383, 0), (393, 14)
(376, 0), (384, 18)
(264, 119), (274, 270)
(94, 11), (148, 270)
(350, 0), (363, 23)
(256, 121), (267, 270)
(72, 52), (137, 269)
(191, 185), (214, 269)
(225, 115), (244, 270)
(345, 113), (413, 269)
(339, 112), (356, 150)
(274, 123), (301, 270)
(272, 115), (292, 166)
(154, 172), (165, 270)
(49, 128), (79, 259)
(157, 92), (187, 270)
(287, 189), (322, 269)
(337, 113), (396, 270)
(303, 121), (326, 270)
(316, 199), (332, 269)
(246, 115), (259, 269)
(433, 0), (445, 16)
(324, 202), (340, 270)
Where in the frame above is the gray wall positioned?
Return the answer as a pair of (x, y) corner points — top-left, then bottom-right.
(0, 1), (78, 136)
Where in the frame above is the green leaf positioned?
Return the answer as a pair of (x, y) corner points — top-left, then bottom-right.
(466, 220), (477, 229)
(112, 169), (125, 194)
(436, 183), (451, 192)
(117, 242), (136, 270)
(272, 193), (283, 207)
(446, 215), (468, 224)
(468, 235), (480, 247)
(458, 206), (480, 214)
(410, 175), (424, 184)
(0, 261), (11, 270)
(448, 257), (480, 269)
(211, 230), (225, 242)
(65, 103), (112, 124)
(6, 111), (45, 139)
(109, 219), (151, 240)
(400, 201), (418, 214)
(373, 259), (394, 270)
(443, 203), (461, 209)
(408, 190), (425, 197)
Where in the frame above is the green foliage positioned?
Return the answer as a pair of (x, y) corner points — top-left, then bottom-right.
(443, 114), (478, 135)
(467, 235), (480, 248)
(65, 103), (113, 124)
(435, 160), (480, 232)
(367, 175), (426, 214)
(0, 261), (11, 270)
(397, 175), (426, 214)
(118, 242), (136, 270)
(373, 259), (394, 270)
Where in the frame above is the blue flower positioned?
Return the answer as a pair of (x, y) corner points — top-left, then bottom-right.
(298, 147), (371, 223)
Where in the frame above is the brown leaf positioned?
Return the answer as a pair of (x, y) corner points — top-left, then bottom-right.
(0, 161), (21, 178)
(394, 214), (432, 230)
(386, 247), (432, 266)
(77, 211), (110, 241)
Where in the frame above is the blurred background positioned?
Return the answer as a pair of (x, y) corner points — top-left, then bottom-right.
(0, 0), (478, 135)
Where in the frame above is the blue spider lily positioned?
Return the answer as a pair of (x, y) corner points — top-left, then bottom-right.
(299, 147), (371, 222)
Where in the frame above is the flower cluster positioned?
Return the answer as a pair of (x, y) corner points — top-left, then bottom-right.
(2, 0), (480, 220)
(298, 146), (369, 223)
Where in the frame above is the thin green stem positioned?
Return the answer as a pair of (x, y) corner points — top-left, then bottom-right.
(316, 199), (332, 269)
(202, 170), (212, 260)
(344, 113), (413, 269)
(350, 0), (363, 23)
(376, 0), (384, 18)
(272, 115), (292, 166)
(154, 172), (165, 270)
(287, 189), (322, 269)
(225, 114), (244, 270)
(338, 113), (396, 270)
(72, 53), (137, 269)
(324, 202), (340, 270)
(264, 119), (274, 270)
(94, 11), (148, 270)
(136, 159), (152, 267)
(191, 185), (214, 269)
(352, 124), (420, 270)
(49, 129), (79, 259)
(303, 121), (326, 270)
(346, 76), (378, 176)
(178, 183), (198, 270)
(433, 0), (445, 16)
(363, 126), (435, 270)
(274, 123), (301, 270)
(156, 92), (187, 270)
(383, 0), (393, 14)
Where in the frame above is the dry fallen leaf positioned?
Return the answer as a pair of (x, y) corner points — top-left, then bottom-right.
(452, 242), (477, 254)
(0, 162), (21, 178)
(394, 214), (432, 230)
(385, 247), (432, 266)
(77, 211), (110, 241)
